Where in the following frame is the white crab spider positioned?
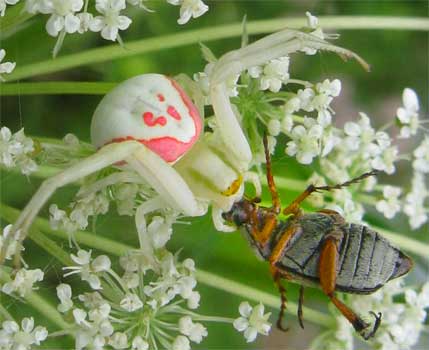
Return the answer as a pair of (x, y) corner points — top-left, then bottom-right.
(0, 28), (368, 265)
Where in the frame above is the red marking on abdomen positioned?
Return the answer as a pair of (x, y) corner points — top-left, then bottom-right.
(157, 94), (165, 102)
(167, 105), (181, 120)
(143, 112), (167, 127)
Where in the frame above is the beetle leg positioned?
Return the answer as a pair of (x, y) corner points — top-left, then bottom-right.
(247, 134), (282, 246)
(319, 236), (382, 340)
(282, 171), (379, 217)
(270, 266), (289, 331)
(298, 285), (305, 329)
(267, 225), (303, 330)
(263, 134), (281, 214)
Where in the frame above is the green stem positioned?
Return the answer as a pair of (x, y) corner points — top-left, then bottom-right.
(195, 270), (333, 327)
(0, 82), (116, 96)
(6, 16), (429, 81)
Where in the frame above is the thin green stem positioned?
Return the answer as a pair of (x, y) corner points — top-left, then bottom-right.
(6, 16), (429, 81)
(0, 82), (116, 96)
(195, 270), (333, 327)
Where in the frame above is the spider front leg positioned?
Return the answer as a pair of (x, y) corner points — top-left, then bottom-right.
(0, 142), (204, 267)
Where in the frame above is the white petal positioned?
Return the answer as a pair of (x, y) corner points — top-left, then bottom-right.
(238, 301), (252, 317)
(64, 14), (80, 34)
(403, 88), (419, 112)
(92, 255), (111, 272)
(117, 15), (132, 30)
(21, 317), (34, 333)
(233, 317), (249, 332)
(244, 326), (258, 342)
(101, 25), (118, 41)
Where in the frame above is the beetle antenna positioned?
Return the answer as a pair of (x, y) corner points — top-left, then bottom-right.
(313, 170), (380, 193)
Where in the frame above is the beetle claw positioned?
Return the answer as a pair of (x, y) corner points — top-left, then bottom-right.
(276, 318), (289, 332)
(361, 311), (382, 340)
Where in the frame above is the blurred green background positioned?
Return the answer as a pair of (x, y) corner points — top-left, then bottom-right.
(0, 1), (428, 349)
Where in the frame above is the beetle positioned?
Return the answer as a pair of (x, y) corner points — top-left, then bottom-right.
(223, 135), (413, 340)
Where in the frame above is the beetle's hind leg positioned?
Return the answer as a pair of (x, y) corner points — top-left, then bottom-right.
(270, 266), (289, 331)
(319, 235), (382, 340)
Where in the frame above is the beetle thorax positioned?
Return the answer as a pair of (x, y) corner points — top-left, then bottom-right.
(91, 74), (202, 163)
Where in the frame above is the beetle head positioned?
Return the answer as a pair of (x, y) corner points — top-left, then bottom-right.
(222, 199), (255, 227)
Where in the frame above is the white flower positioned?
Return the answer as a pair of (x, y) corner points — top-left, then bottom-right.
(172, 335), (191, 350)
(376, 185), (402, 219)
(302, 12), (325, 55)
(1, 268), (44, 297)
(286, 118), (323, 164)
(147, 215), (173, 249)
(167, 0), (209, 25)
(0, 0), (19, 17)
(268, 119), (281, 136)
(109, 332), (128, 349)
(403, 172), (428, 229)
(0, 317), (48, 349)
(371, 145), (399, 174)
(254, 56), (290, 92)
(25, 0), (52, 14)
(45, 0), (84, 37)
(57, 283), (74, 313)
(0, 127), (37, 174)
(396, 88), (420, 138)
(413, 136), (429, 173)
(179, 316), (208, 343)
(63, 249), (111, 289)
(305, 11), (318, 29)
(91, 0), (132, 41)
(76, 12), (97, 34)
(132, 336), (149, 350)
(120, 293), (143, 312)
(297, 87), (315, 112)
(233, 302), (271, 343)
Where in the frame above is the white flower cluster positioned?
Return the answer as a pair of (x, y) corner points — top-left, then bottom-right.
(248, 56), (290, 93)
(1, 267), (44, 297)
(0, 48), (16, 81)
(56, 248), (208, 349)
(0, 317), (48, 350)
(49, 192), (110, 234)
(0, 127), (38, 175)
(48, 175), (157, 235)
(312, 280), (429, 350)
(2, 0), (209, 56)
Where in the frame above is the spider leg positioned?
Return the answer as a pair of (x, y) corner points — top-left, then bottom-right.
(211, 28), (369, 84)
(0, 141), (142, 266)
(127, 147), (206, 217)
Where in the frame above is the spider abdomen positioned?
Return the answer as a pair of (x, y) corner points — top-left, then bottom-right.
(91, 74), (202, 163)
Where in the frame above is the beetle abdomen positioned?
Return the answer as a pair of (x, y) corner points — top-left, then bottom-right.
(277, 215), (412, 294)
(335, 224), (412, 293)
